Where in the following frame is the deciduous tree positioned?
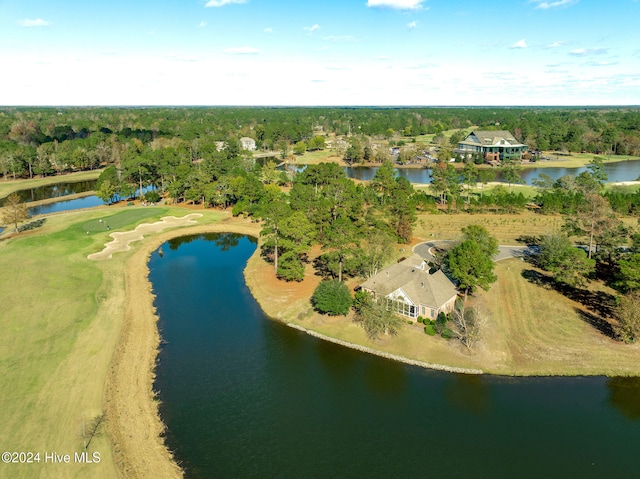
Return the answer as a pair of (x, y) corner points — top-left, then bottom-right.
(0, 193), (29, 232)
(613, 290), (640, 343)
(353, 290), (404, 340)
(450, 299), (484, 349)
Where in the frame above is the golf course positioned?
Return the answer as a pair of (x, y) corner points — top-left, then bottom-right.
(1, 191), (639, 478)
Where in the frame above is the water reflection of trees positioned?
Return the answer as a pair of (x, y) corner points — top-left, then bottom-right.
(0, 180), (97, 204)
(445, 374), (490, 416)
(167, 232), (255, 251)
(607, 376), (640, 420)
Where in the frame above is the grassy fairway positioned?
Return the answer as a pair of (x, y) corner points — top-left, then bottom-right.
(0, 205), (221, 478)
(531, 152), (640, 169)
(296, 149), (343, 165)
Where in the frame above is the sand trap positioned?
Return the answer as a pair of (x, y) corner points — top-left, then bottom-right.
(88, 214), (202, 260)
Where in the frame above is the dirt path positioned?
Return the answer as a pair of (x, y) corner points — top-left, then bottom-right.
(88, 214), (202, 260)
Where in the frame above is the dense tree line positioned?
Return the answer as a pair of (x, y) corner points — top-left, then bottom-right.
(259, 161), (417, 282)
(0, 106), (638, 180)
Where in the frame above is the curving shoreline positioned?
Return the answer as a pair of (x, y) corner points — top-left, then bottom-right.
(109, 220), (486, 478)
(287, 323), (483, 375)
(105, 221), (261, 479)
(108, 217), (639, 477)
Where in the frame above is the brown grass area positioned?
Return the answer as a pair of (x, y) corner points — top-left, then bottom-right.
(475, 260), (640, 376)
(244, 245), (490, 373)
(242, 212), (640, 377)
(414, 211), (565, 244)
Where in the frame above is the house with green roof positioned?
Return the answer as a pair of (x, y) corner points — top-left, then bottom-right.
(457, 130), (528, 163)
(359, 254), (459, 321)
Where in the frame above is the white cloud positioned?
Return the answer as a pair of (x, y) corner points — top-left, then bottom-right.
(205, 0), (246, 7)
(511, 39), (527, 49)
(530, 0), (578, 9)
(407, 21), (418, 29)
(323, 35), (357, 42)
(264, 27), (273, 33)
(587, 60), (619, 67)
(304, 24), (320, 34)
(570, 47), (608, 56)
(224, 46), (259, 54)
(367, 0), (425, 10)
(198, 21), (207, 28)
(547, 41), (564, 48)
(18, 18), (50, 27)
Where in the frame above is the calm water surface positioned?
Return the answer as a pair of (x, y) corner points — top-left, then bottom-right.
(28, 195), (105, 216)
(150, 234), (640, 479)
(346, 159), (640, 185)
(0, 179), (97, 204)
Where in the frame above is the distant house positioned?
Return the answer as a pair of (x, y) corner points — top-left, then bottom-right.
(457, 130), (528, 163)
(359, 254), (458, 320)
(240, 137), (257, 151)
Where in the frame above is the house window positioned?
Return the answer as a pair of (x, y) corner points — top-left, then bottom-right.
(430, 309), (435, 318)
(383, 297), (417, 318)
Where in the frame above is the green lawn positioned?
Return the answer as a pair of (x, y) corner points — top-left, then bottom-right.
(80, 207), (167, 232)
(296, 148), (341, 164)
(0, 205), (221, 478)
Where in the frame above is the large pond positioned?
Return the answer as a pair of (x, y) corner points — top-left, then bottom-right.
(346, 159), (640, 185)
(150, 234), (640, 479)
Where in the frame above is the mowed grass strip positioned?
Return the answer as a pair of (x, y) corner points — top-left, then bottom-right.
(476, 260), (640, 376)
(81, 207), (167, 232)
(0, 205), (216, 479)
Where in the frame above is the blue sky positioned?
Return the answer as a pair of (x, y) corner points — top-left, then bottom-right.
(1, 0), (639, 105)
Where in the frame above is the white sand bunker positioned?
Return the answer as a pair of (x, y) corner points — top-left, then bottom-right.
(88, 213), (202, 260)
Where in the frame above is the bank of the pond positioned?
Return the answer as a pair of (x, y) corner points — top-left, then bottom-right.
(115, 217), (483, 478)
(106, 219), (261, 479)
(116, 212), (640, 476)
(287, 323), (483, 375)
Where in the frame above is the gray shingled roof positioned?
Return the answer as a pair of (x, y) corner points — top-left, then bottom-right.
(459, 130), (525, 147)
(360, 254), (458, 308)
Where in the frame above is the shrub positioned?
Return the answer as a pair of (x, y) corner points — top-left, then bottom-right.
(17, 218), (46, 232)
(441, 328), (455, 339)
(424, 324), (437, 336)
(417, 316), (425, 324)
(312, 280), (352, 316)
(352, 289), (370, 313)
(232, 199), (249, 217)
(144, 190), (161, 203)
